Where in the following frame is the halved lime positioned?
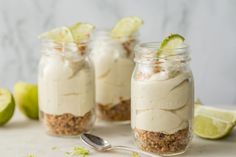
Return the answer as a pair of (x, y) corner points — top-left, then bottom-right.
(157, 34), (185, 56)
(111, 16), (143, 38)
(0, 89), (15, 126)
(69, 23), (95, 43)
(194, 105), (236, 139)
(39, 26), (74, 43)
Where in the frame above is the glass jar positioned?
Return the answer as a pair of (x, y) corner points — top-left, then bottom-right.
(131, 42), (194, 156)
(90, 31), (137, 122)
(38, 41), (95, 136)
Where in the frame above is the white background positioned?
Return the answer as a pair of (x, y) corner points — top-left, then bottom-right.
(0, 0), (236, 105)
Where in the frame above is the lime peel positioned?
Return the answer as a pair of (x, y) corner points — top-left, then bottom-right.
(157, 33), (185, 57)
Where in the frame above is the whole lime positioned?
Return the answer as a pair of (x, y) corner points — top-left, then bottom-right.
(14, 82), (38, 120)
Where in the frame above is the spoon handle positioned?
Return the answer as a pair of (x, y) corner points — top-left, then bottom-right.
(112, 145), (159, 157)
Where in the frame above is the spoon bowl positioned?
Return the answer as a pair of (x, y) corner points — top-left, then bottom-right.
(81, 133), (112, 151)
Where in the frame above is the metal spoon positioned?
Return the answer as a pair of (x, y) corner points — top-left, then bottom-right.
(81, 133), (159, 157)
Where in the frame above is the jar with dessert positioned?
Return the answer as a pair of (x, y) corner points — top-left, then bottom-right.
(131, 34), (194, 156)
(90, 17), (143, 122)
(38, 23), (96, 136)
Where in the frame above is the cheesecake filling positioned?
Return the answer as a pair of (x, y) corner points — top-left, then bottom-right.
(38, 53), (95, 117)
(90, 32), (135, 106)
(132, 71), (193, 134)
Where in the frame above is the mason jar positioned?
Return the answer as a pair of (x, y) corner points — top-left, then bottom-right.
(38, 41), (96, 136)
(131, 42), (194, 156)
(90, 31), (137, 122)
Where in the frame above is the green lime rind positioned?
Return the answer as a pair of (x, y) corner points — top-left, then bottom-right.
(0, 89), (15, 126)
(111, 16), (143, 39)
(160, 34), (185, 49)
(194, 105), (236, 140)
(14, 82), (39, 120)
(157, 34), (185, 57)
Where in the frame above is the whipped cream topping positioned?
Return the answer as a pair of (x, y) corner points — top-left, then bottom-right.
(90, 31), (135, 106)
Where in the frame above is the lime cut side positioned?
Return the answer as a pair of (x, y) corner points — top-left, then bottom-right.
(157, 34), (185, 56)
(0, 89), (15, 126)
(69, 23), (95, 43)
(194, 105), (236, 139)
(111, 16), (143, 38)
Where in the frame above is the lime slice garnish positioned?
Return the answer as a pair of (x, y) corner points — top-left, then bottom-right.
(69, 23), (95, 43)
(157, 34), (185, 56)
(111, 16), (143, 38)
(39, 26), (74, 43)
(0, 89), (15, 126)
(14, 82), (39, 120)
(194, 105), (236, 139)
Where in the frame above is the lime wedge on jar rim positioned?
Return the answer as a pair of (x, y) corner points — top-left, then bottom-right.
(0, 88), (15, 126)
(69, 23), (95, 43)
(194, 105), (236, 139)
(111, 16), (143, 38)
(39, 26), (74, 43)
(157, 34), (185, 56)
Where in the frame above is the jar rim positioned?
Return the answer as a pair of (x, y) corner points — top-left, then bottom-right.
(40, 40), (88, 59)
(134, 42), (190, 63)
(40, 40), (85, 47)
(136, 42), (188, 51)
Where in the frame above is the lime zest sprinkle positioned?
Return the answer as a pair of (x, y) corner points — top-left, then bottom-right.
(132, 152), (140, 157)
(51, 146), (58, 150)
(27, 155), (35, 157)
(66, 146), (90, 157)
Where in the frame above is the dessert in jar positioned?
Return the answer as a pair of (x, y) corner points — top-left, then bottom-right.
(90, 17), (143, 122)
(38, 23), (96, 136)
(131, 34), (194, 155)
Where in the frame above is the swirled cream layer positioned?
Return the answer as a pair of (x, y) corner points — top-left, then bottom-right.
(131, 72), (194, 134)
